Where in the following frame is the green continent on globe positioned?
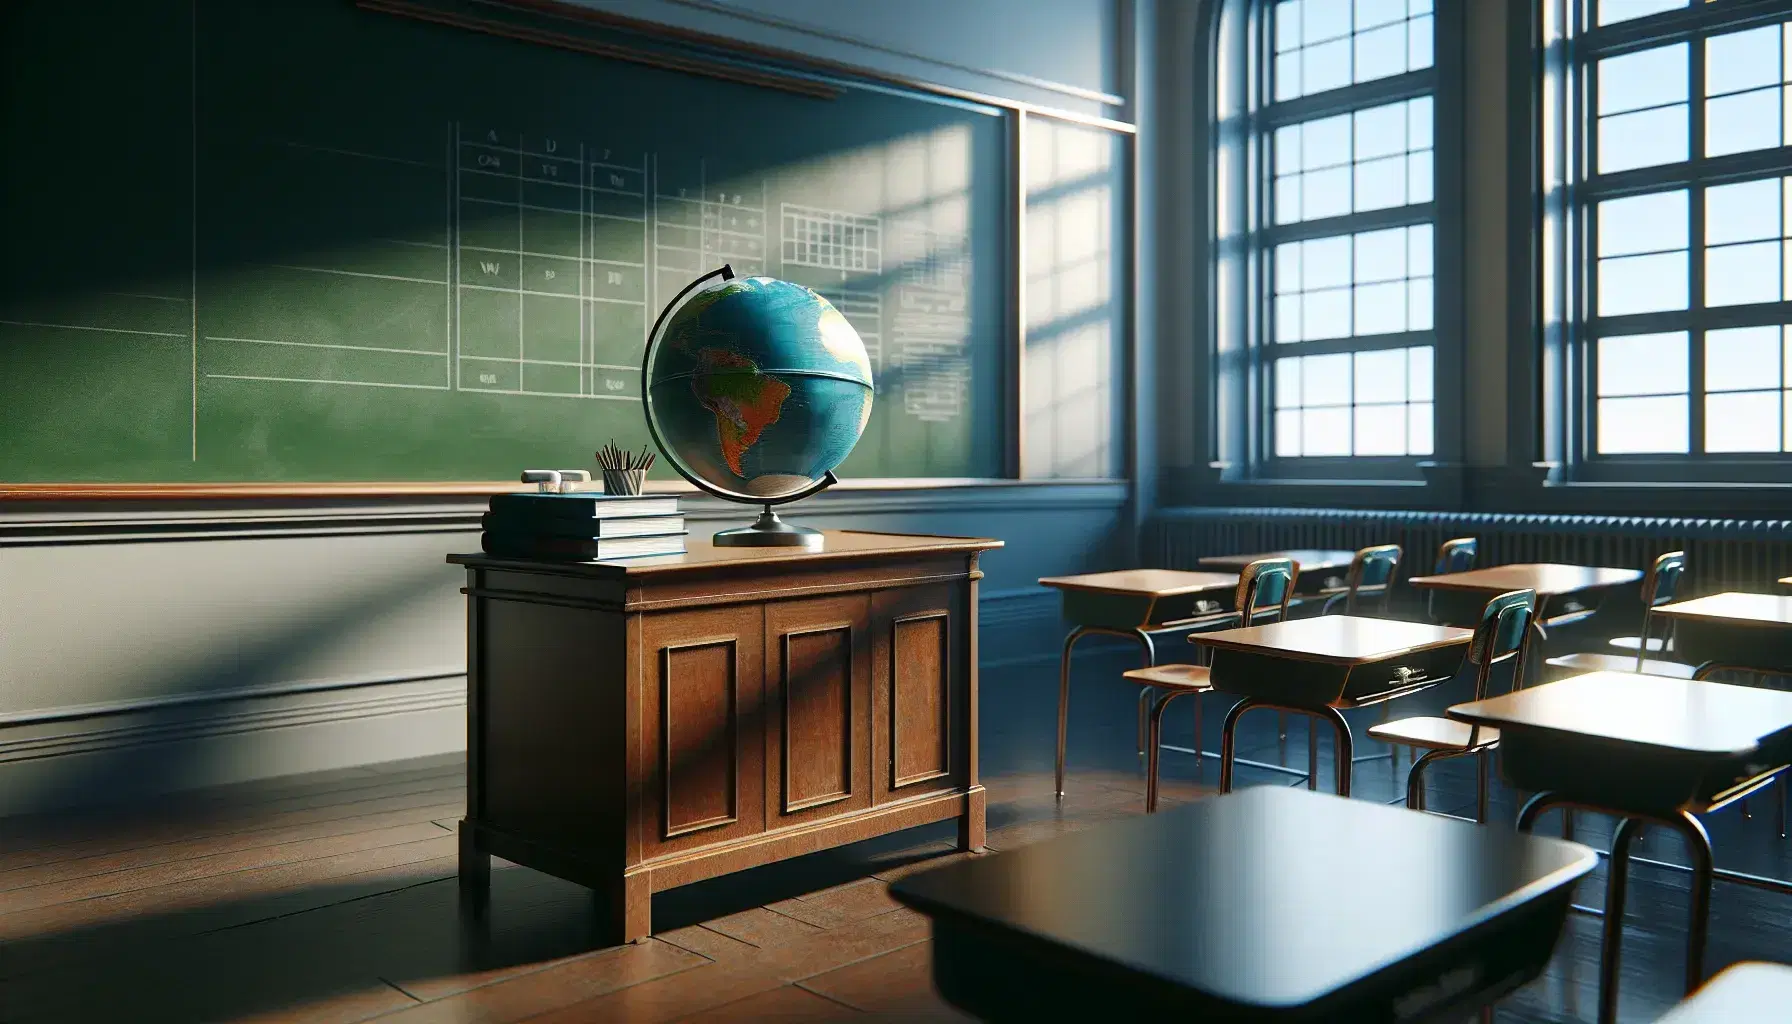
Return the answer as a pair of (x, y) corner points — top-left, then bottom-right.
(689, 347), (793, 477)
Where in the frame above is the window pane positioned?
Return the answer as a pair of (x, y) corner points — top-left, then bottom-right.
(1407, 277), (1434, 331)
(1705, 242), (1781, 307)
(1304, 236), (1352, 288)
(1597, 0), (1687, 28)
(1276, 243), (1302, 292)
(1354, 23), (1407, 83)
(1355, 156), (1408, 210)
(1354, 404), (1407, 454)
(1303, 166), (1352, 219)
(1354, 281), (1407, 334)
(1706, 88), (1782, 157)
(1302, 352), (1352, 405)
(1355, 227), (1407, 282)
(1303, 0), (1349, 42)
(1598, 44), (1688, 116)
(1275, 0), (1303, 51)
(1354, 348), (1409, 403)
(1304, 38), (1352, 95)
(1406, 151), (1434, 203)
(1598, 332), (1688, 396)
(1275, 52), (1302, 101)
(1407, 14), (1433, 70)
(1275, 125), (1302, 175)
(1275, 178), (1302, 224)
(1303, 114), (1352, 169)
(1706, 326), (1782, 392)
(1598, 395), (1690, 453)
(1408, 401), (1434, 455)
(1354, 103), (1407, 160)
(1303, 289), (1352, 339)
(1707, 26), (1781, 98)
(1598, 252), (1689, 315)
(1408, 346), (1433, 401)
(1275, 357), (1302, 407)
(1355, 0), (1406, 31)
(1597, 190), (1688, 257)
(1303, 408), (1352, 455)
(1275, 410), (1302, 456)
(1705, 390), (1782, 452)
(1706, 178), (1782, 246)
(1408, 224), (1433, 276)
(1598, 105), (1689, 173)
(1275, 295), (1303, 342)
(1408, 96), (1433, 149)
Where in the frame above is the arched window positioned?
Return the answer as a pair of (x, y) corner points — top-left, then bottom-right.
(1211, 0), (1455, 478)
(1545, 0), (1792, 479)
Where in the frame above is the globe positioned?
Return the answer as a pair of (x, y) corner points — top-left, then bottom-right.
(645, 275), (874, 503)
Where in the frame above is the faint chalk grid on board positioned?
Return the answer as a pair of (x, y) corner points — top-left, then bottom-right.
(891, 223), (970, 423)
(780, 203), (882, 274)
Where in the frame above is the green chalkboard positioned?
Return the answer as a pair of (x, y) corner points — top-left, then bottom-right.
(0, 0), (1007, 483)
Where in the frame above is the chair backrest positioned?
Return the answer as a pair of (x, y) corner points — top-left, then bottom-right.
(1342, 544), (1403, 614)
(1462, 588), (1537, 747)
(1635, 550), (1688, 671)
(1236, 557), (1298, 625)
(1433, 537), (1478, 575)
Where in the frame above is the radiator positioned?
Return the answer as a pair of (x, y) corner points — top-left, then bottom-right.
(1144, 508), (1792, 596)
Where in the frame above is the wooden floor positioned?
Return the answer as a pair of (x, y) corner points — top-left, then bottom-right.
(5, 655), (1792, 1022)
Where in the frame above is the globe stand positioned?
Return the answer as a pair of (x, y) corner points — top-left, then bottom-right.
(713, 505), (824, 550)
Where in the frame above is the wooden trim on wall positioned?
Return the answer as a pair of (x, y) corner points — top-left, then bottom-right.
(0, 477), (1130, 502)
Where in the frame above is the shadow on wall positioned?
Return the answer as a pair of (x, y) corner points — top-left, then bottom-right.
(0, 553), (456, 821)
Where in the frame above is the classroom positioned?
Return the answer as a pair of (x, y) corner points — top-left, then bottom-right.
(1, 0), (1790, 1020)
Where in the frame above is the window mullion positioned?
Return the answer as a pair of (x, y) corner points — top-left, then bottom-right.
(1688, 22), (1706, 456)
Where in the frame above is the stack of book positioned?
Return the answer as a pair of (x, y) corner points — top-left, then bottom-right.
(481, 491), (686, 561)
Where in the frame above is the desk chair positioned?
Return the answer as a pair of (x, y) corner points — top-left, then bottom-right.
(1545, 551), (1693, 679)
(1320, 544), (1403, 616)
(1426, 537), (1478, 621)
(1132, 558), (1296, 812)
(1368, 589), (1537, 823)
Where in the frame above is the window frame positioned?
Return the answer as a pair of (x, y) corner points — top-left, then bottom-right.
(1549, 0), (1792, 482)
(1211, 0), (1464, 483)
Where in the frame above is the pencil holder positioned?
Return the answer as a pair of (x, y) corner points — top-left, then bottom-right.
(602, 468), (646, 495)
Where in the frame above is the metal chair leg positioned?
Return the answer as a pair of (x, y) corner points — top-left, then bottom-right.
(1477, 752), (1491, 824)
(1563, 809), (1576, 841)
(1781, 776), (1788, 840)
(1307, 723), (1319, 791)
(1145, 691), (1186, 813)
(1670, 810), (1714, 995)
(1055, 627), (1091, 799)
(1218, 698), (1255, 794)
(1322, 706), (1353, 797)
(1406, 750), (1441, 811)
(1597, 817), (1647, 1024)
(1278, 710), (1288, 742)
(1516, 790), (1555, 834)
(1192, 695), (1204, 771)
(1136, 685), (1154, 759)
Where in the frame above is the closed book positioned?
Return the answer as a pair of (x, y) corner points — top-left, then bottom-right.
(487, 492), (680, 520)
(481, 511), (684, 539)
(481, 531), (688, 561)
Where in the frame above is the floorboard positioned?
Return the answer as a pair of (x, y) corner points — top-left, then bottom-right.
(3, 652), (1790, 1021)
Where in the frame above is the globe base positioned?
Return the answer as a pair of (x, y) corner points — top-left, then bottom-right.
(713, 507), (824, 550)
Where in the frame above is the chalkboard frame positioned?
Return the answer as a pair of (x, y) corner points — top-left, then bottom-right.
(4, 0), (1137, 500)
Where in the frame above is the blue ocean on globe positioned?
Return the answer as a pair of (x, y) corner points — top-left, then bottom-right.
(647, 276), (874, 500)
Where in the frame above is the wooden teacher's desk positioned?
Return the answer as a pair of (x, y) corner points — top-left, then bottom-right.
(449, 530), (1001, 945)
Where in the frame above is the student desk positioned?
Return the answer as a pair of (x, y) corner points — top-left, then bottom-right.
(1658, 962), (1792, 1023)
(1654, 592), (1792, 677)
(1192, 616), (1473, 796)
(1409, 563), (1641, 631)
(450, 531), (1000, 944)
(891, 785), (1596, 1023)
(1037, 570), (1240, 798)
(1196, 549), (1358, 592)
(1449, 671), (1792, 1024)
